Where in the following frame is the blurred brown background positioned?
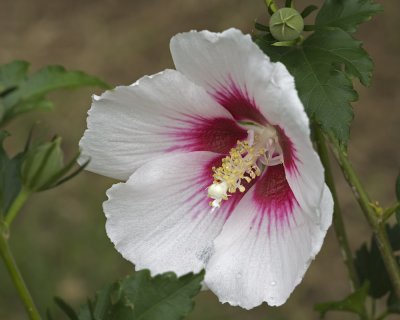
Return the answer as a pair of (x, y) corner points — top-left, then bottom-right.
(0, 0), (399, 319)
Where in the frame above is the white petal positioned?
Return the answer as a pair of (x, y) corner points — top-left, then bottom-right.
(261, 63), (325, 215)
(104, 152), (241, 276)
(79, 69), (246, 180)
(204, 167), (333, 309)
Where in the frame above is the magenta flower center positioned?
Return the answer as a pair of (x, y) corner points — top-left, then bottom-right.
(207, 124), (284, 207)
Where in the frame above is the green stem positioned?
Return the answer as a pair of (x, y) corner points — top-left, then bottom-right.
(314, 127), (360, 290)
(285, 0), (294, 8)
(329, 134), (400, 299)
(4, 187), (30, 228)
(0, 224), (41, 320)
(265, 0), (278, 14)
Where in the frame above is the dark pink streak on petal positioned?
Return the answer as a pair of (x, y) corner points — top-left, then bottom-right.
(212, 78), (267, 125)
(181, 155), (257, 222)
(166, 116), (247, 154)
(277, 126), (299, 176)
(252, 164), (298, 233)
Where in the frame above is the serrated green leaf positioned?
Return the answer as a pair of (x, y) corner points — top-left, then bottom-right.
(308, 29), (373, 86)
(0, 60), (29, 93)
(257, 28), (372, 142)
(79, 270), (204, 320)
(316, 0), (383, 33)
(355, 224), (400, 298)
(0, 131), (23, 215)
(314, 282), (369, 318)
(78, 282), (118, 320)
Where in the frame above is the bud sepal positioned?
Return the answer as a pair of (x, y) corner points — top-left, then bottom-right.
(21, 137), (88, 192)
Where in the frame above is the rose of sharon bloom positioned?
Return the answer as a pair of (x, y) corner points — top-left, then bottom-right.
(79, 28), (333, 309)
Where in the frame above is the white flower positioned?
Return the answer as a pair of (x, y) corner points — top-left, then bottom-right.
(79, 28), (333, 309)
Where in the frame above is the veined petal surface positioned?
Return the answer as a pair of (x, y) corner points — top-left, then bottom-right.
(171, 28), (272, 124)
(79, 69), (246, 180)
(259, 63), (326, 216)
(205, 170), (333, 308)
(104, 152), (246, 276)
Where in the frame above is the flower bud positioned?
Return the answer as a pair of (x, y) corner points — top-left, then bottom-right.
(21, 137), (64, 191)
(269, 8), (304, 42)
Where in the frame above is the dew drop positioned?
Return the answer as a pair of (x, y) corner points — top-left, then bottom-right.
(270, 281), (276, 287)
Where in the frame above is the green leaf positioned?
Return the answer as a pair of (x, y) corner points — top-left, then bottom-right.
(301, 5), (318, 18)
(7, 98), (54, 120)
(256, 28), (372, 142)
(314, 282), (369, 318)
(355, 224), (400, 298)
(316, 0), (383, 33)
(0, 131), (23, 215)
(78, 270), (204, 320)
(0, 61), (30, 123)
(0, 60), (29, 93)
(0, 62), (109, 125)
(54, 297), (79, 320)
(5, 65), (108, 105)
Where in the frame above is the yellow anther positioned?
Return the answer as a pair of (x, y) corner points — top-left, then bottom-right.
(207, 140), (264, 207)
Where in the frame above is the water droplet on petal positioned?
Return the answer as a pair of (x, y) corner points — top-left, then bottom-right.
(270, 281), (276, 287)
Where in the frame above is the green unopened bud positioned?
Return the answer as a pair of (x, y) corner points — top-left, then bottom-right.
(21, 137), (64, 191)
(269, 8), (304, 41)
